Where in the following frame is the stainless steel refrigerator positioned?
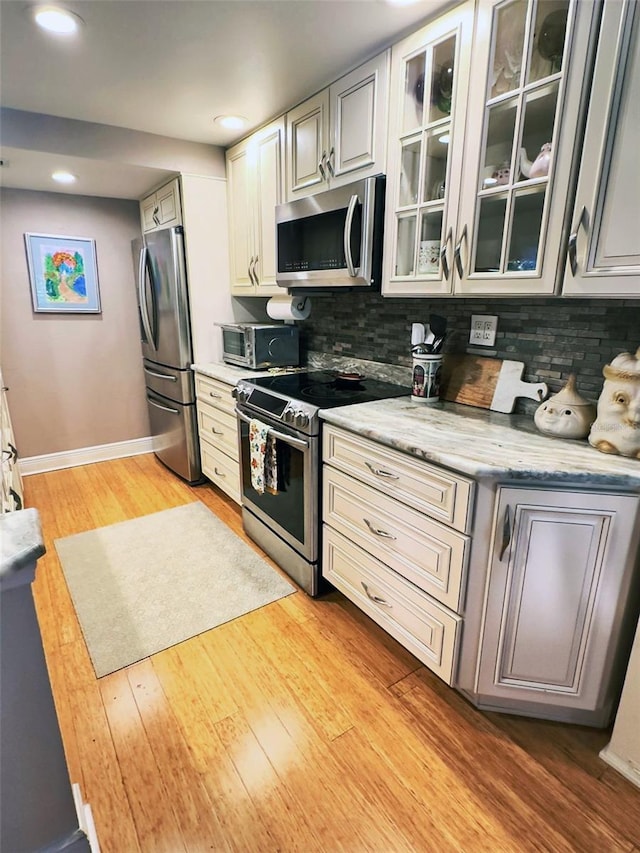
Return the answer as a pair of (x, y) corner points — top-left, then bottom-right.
(131, 226), (202, 484)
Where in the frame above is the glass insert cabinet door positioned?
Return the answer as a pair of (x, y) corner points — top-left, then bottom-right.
(382, 2), (475, 296)
(455, 0), (599, 296)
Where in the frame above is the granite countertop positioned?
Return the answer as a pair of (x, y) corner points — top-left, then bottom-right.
(319, 397), (640, 488)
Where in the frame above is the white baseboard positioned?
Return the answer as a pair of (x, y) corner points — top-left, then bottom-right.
(599, 743), (640, 789)
(19, 436), (154, 476)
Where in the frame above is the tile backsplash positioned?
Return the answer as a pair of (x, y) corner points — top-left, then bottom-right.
(300, 294), (639, 413)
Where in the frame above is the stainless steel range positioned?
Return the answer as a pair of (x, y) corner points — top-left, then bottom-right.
(234, 371), (410, 596)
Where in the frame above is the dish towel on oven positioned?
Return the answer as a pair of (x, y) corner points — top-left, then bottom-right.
(249, 418), (279, 495)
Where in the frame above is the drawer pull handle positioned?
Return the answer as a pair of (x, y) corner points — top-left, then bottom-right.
(361, 582), (391, 608)
(363, 518), (396, 540)
(499, 505), (512, 561)
(213, 468), (225, 477)
(211, 427), (224, 435)
(209, 391), (222, 399)
(365, 462), (399, 480)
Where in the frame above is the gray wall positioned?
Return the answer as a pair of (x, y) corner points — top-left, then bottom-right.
(300, 293), (640, 413)
(0, 188), (149, 458)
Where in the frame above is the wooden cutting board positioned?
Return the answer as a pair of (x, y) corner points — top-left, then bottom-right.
(441, 355), (548, 413)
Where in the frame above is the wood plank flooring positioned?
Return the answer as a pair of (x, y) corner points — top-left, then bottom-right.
(24, 453), (640, 853)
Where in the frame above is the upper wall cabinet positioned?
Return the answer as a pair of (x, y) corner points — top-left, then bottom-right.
(286, 51), (390, 201)
(562, 0), (640, 297)
(382, 2), (475, 296)
(141, 178), (182, 233)
(226, 117), (285, 297)
(384, 0), (600, 298)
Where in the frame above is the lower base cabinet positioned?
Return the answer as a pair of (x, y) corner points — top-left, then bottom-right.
(322, 425), (473, 686)
(322, 424), (640, 727)
(470, 486), (640, 727)
(194, 372), (241, 505)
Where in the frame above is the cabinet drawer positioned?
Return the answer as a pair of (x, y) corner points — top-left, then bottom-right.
(323, 466), (469, 611)
(200, 437), (241, 505)
(323, 425), (474, 533)
(194, 373), (236, 416)
(323, 527), (461, 685)
(196, 403), (238, 460)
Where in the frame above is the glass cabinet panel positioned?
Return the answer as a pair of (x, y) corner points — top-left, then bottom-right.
(468, 0), (571, 279)
(403, 54), (427, 132)
(392, 34), (459, 282)
(395, 215), (417, 276)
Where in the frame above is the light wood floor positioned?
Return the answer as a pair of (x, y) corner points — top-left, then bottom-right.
(25, 453), (640, 853)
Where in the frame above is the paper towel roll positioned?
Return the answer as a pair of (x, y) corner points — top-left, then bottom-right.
(266, 295), (311, 322)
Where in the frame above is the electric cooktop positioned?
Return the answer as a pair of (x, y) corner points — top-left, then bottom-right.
(235, 370), (410, 435)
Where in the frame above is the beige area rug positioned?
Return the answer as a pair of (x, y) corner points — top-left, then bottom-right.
(55, 501), (295, 677)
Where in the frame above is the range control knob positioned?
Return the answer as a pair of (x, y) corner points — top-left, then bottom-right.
(282, 405), (294, 424)
(236, 386), (249, 403)
(295, 410), (309, 428)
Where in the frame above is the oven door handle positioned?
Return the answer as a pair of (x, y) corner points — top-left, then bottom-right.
(235, 408), (310, 450)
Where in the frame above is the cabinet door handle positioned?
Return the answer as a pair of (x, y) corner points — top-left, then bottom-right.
(9, 487), (23, 511)
(252, 254), (260, 286)
(318, 152), (327, 181)
(365, 462), (399, 480)
(248, 255), (255, 284)
(326, 147), (335, 177)
(441, 226), (453, 281)
(454, 224), (467, 279)
(363, 518), (396, 540)
(499, 505), (512, 561)
(568, 205), (587, 277)
(361, 582), (392, 608)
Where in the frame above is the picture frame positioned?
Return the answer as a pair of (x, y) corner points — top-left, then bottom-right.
(24, 232), (101, 313)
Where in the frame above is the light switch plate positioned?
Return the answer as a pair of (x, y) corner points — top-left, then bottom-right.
(469, 314), (498, 346)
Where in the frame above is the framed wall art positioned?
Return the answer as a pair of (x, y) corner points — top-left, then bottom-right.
(24, 233), (101, 313)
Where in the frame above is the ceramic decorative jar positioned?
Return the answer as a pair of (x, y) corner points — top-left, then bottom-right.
(588, 348), (640, 458)
(534, 374), (596, 440)
(520, 142), (552, 179)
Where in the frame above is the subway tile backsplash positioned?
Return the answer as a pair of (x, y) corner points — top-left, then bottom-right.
(299, 294), (639, 414)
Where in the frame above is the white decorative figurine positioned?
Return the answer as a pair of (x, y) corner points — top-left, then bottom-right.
(534, 374), (596, 440)
(588, 348), (640, 458)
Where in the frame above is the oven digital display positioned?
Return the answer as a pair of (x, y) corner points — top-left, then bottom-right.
(248, 389), (288, 417)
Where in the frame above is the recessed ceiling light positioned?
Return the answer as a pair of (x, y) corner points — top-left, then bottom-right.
(214, 115), (248, 131)
(33, 5), (83, 34)
(52, 170), (77, 184)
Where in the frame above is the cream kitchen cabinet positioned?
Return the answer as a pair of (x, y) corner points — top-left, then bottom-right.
(194, 371), (241, 504)
(470, 485), (640, 726)
(226, 117), (285, 296)
(563, 0), (640, 297)
(286, 51), (390, 201)
(382, 2), (474, 296)
(1, 372), (24, 513)
(383, 0), (600, 298)
(322, 424), (475, 685)
(140, 177), (182, 233)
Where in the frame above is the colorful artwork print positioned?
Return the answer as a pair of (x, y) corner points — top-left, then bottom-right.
(25, 233), (101, 313)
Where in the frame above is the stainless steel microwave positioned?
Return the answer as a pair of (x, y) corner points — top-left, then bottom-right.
(275, 174), (385, 289)
(220, 323), (300, 369)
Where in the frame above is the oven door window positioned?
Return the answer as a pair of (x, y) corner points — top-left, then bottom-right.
(222, 328), (246, 357)
(239, 419), (315, 558)
(278, 205), (362, 273)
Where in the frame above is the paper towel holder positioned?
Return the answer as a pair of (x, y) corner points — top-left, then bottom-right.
(266, 294), (311, 324)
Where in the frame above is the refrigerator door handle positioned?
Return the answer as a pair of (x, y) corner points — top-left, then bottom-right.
(138, 246), (156, 349)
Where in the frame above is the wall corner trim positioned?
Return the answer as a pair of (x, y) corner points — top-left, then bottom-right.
(19, 436), (154, 476)
(599, 744), (640, 790)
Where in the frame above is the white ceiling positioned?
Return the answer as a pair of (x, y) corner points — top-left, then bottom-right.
(0, 0), (454, 199)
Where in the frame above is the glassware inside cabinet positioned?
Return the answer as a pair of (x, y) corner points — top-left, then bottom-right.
(403, 54), (427, 132)
(399, 137), (421, 206)
(475, 195), (507, 272)
(418, 210), (444, 274)
(507, 187), (546, 270)
(423, 128), (450, 201)
(491, 0), (527, 98)
(529, 0), (569, 82)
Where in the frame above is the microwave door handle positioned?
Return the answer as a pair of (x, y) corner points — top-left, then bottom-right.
(138, 246), (156, 349)
(343, 193), (359, 278)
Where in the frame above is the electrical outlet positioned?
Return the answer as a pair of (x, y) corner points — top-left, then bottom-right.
(469, 314), (498, 346)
